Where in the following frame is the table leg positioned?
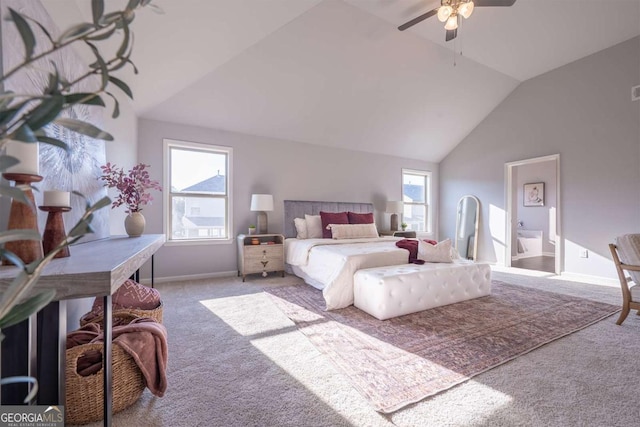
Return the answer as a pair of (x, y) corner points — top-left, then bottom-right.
(151, 255), (154, 288)
(29, 313), (38, 401)
(57, 301), (66, 405)
(103, 295), (112, 426)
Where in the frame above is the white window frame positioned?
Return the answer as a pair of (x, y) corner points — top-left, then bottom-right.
(402, 168), (432, 234)
(163, 139), (233, 245)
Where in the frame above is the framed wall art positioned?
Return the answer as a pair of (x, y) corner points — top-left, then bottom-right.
(523, 182), (544, 207)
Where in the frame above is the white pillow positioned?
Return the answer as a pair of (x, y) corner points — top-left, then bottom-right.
(305, 214), (323, 239)
(328, 223), (379, 240)
(294, 218), (307, 239)
(418, 239), (453, 263)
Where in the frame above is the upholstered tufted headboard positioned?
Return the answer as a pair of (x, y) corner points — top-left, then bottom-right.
(283, 200), (374, 238)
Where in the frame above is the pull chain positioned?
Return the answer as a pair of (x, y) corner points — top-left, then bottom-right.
(452, 17), (464, 67)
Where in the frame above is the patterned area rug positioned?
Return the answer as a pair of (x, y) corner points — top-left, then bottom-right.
(265, 281), (619, 413)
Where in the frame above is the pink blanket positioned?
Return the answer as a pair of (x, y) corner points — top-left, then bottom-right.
(67, 317), (168, 397)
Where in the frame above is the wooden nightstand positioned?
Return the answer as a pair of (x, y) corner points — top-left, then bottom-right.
(379, 230), (417, 238)
(237, 234), (285, 281)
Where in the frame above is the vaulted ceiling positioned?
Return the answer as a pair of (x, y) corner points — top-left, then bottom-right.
(43, 0), (640, 162)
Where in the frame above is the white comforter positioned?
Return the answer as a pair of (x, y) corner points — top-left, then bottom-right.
(286, 238), (409, 310)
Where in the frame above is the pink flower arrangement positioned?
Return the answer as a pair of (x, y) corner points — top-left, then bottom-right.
(99, 162), (162, 213)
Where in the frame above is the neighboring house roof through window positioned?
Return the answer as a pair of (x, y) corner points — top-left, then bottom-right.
(181, 174), (226, 192)
(403, 184), (423, 202)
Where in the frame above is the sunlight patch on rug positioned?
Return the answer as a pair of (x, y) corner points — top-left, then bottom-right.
(265, 281), (619, 413)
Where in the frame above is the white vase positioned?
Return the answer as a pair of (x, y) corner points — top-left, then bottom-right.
(125, 212), (145, 237)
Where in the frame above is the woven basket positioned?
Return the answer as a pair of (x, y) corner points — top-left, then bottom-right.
(65, 341), (145, 425)
(80, 301), (163, 327)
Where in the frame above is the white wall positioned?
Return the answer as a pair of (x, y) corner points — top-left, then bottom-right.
(102, 99), (139, 235)
(439, 36), (640, 280)
(137, 118), (438, 280)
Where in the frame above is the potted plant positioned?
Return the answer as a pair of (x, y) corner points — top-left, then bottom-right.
(248, 225), (256, 235)
(99, 162), (162, 237)
(401, 222), (408, 231)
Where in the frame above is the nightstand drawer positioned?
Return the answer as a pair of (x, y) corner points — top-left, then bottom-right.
(243, 245), (282, 258)
(244, 246), (284, 272)
(244, 256), (284, 273)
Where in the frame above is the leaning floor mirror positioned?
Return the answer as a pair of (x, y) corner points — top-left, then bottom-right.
(455, 195), (480, 261)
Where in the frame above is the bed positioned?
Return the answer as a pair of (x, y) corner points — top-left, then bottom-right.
(284, 200), (491, 314)
(284, 200), (410, 310)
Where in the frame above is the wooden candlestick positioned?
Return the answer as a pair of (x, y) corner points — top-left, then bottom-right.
(2, 173), (44, 265)
(39, 206), (71, 258)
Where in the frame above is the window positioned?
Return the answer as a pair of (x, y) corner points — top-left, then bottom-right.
(402, 169), (432, 233)
(164, 139), (232, 243)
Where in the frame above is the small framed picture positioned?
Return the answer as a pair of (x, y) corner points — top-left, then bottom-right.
(523, 182), (544, 207)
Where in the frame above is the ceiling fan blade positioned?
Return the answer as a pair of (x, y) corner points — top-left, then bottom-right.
(445, 28), (457, 42)
(398, 8), (437, 31)
(475, 0), (516, 6)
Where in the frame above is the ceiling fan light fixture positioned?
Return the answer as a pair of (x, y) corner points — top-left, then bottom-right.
(459, 1), (475, 19)
(444, 14), (458, 30)
(437, 5), (453, 22)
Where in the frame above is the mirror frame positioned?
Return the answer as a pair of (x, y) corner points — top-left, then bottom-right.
(455, 195), (480, 261)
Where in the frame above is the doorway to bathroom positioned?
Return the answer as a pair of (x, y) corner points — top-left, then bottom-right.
(505, 154), (561, 274)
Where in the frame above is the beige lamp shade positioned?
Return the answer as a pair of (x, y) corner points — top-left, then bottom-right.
(250, 194), (274, 212)
(386, 201), (403, 214)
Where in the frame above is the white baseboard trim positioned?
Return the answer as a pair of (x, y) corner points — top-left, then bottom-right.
(511, 255), (527, 261)
(511, 253), (555, 261)
(558, 272), (619, 287)
(139, 270), (238, 285)
(492, 264), (619, 287)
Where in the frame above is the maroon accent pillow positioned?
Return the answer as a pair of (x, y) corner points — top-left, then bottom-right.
(347, 211), (374, 224)
(423, 239), (438, 245)
(320, 211), (349, 238)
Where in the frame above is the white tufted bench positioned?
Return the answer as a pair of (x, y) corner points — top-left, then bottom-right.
(353, 261), (492, 320)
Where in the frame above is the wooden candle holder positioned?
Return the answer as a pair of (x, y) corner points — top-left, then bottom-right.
(2, 173), (44, 265)
(39, 206), (71, 258)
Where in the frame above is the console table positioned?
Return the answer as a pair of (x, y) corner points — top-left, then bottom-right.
(0, 234), (165, 426)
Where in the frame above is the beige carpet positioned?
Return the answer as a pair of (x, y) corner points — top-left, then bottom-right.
(265, 281), (619, 413)
(83, 270), (640, 427)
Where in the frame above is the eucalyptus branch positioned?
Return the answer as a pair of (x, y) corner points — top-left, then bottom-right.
(61, 53), (131, 92)
(0, 11), (133, 84)
(2, 26), (103, 84)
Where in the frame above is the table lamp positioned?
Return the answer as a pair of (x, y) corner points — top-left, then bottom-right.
(251, 194), (274, 234)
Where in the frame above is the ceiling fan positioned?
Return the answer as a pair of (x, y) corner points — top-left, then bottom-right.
(398, 0), (517, 42)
